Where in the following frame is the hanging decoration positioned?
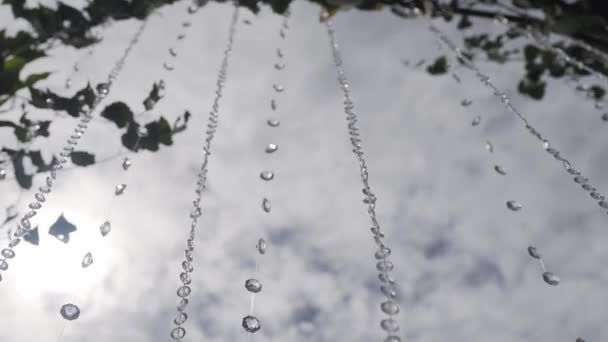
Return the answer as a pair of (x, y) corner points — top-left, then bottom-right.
(169, 4), (239, 341)
(323, 14), (402, 342)
(65, 21), (112, 89)
(0, 17), (149, 284)
(419, 8), (608, 217)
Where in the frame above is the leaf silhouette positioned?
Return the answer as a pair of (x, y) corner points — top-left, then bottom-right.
(427, 56), (448, 75)
(23, 226), (39, 245)
(48, 214), (77, 244)
(101, 101), (134, 128)
(70, 151), (95, 166)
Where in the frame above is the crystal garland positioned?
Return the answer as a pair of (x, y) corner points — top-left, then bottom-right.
(0, 18), (149, 283)
(241, 10), (290, 335)
(418, 9), (608, 217)
(435, 39), (563, 287)
(169, 4), (239, 341)
(323, 15), (403, 342)
(65, 20), (112, 90)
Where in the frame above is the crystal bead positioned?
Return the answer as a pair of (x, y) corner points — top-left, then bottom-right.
(542, 271), (560, 286)
(177, 298), (188, 311)
(375, 246), (391, 260)
(381, 300), (400, 315)
(0, 168), (6, 180)
(169, 48), (178, 57)
(267, 119), (280, 127)
(527, 246), (541, 259)
(39, 186), (51, 193)
(242, 315), (261, 333)
(273, 84), (284, 92)
(506, 200), (522, 211)
(262, 198), (271, 213)
(115, 184), (127, 195)
(574, 176), (588, 184)
(471, 115), (481, 126)
(265, 143), (278, 153)
(256, 238), (267, 254)
(163, 62), (175, 71)
(46, 176), (53, 186)
(176, 286), (191, 297)
(34, 193), (45, 203)
(190, 208), (201, 218)
(494, 165), (507, 175)
(380, 318), (400, 332)
(461, 99), (473, 106)
(542, 140), (550, 150)
(24, 210), (37, 219)
(599, 201), (608, 209)
(96, 83), (110, 96)
(187, 4), (198, 13)
(174, 312), (188, 325)
(1, 248), (15, 259)
(122, 158), (131, 170)
(566, 167), (580, 176)
(260, 171), (274, 181)
(0, 259), (7, 270)
(60, 303), (80, 320)
(370, 227), (384, 237)
(245, 278), (262, 293)
(28, 202), (42, 210)
(180, 272), (191, 285)
(8, 238), (20, 248)
(170, 326), (186, 340)
(20, 218), (31, 230)
(274, 62), (285, 70)
(591, 192), (604, 200)
(377, 260), (394, 272)
(378, 273), (395, 285)
(270, 99), (277, 111)
(182, 261), (193, 273)
(385, 336), (402, 342)
(602, 113), (608, 122)
(99, 221), (111, 237)
(184, 249), (193, 262)
(81, 252), (93, 268)
(381, 285), (397, 299)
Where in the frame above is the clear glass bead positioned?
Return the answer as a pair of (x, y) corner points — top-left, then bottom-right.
(100, 221), (111, 237)
(381, 285), (397, 299)
(542, 271), (560, 286)
(174, 312), (188, 325)
(35, 193), (45, 202)
(245, 278), (262, 293)
(182, 261), (193, 273)
(377, 260), (394, 272)
(170, 326), (186, 340)
(60, 303), (80, 320)
(96, 83), (110, 96)
(506, 200), (522, 211)
(494, 165), (507, 175)
(8, 238), (20, 248)
(184, 249), (193, 262)
(260, 171), (274, 181)
(267, 119), (280, 127)
(176, 286), (191, 298)
(81, 252), (93, 268)
(527, 246), (541, 259)
(1, 248), (15, 259)
(180, 272), (191, 285)
(39, 186), (51, 194)
(122, 158), (131, 170)
(114, 184), (127, 195)
(242, 315), (261, 333)
(375, 246), (391, 259)
(262, 198), (271, 213)
(256, 238), (267, 254)
(265, 143), (278, 153)
(471, 115), (481, 126)
(28, 202), (42, 210)
(381, 300), (400, 315)
(379, 273), (395, 285)
(380, 318), (399, 332)
(24, 210), (37, 219)
(272, 84), (284, 92)
(177, 298), (188, 312)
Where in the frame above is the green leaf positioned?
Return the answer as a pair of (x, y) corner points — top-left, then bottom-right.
(22, 72), (50, 87)
(3, 55), (26, 73)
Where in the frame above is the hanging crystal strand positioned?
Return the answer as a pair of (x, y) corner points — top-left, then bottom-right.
(169, 5), (239, 341)
(527, 246), (560, 286)
(323, 15), (402, 342)
(418, 9), (608, 216)
(0, 19), (149, 284)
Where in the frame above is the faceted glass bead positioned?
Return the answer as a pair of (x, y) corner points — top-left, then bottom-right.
(381, 300), (400, 315)
(471, 115), (481, 126)
(8, 238), (20, 248)
(381, 318), (399, 332)
(494, 165), (507, 175)
(21, 218), (31, 229)
(542, 271), (560, 286)
(35, 193), (45, 202)
(461, 99), (472, 106)
(182, 261), (193, 273)
(180, 272), (191, 285)
(242, 315), (261, 333)
(273, 84), (284, 92)
(375, 246), (391, 259)
(377, 260), (394, 272)
(122, 158), (131, 170)
(262, 198), (271, 213)
(163, 62), (175, 71)
(527, 246), (541, 259)
(100, 221), (111, 237)
(381, 285), (397, 299)
(0, 259), (7, 270)
(177, 286), (191, 298)
(256, 238), (267, 254)
(599, 201), (608, 209)
(260, 171), (274, 181)
(81, 252), (93, 268)
(590, 192), (604, 201)
(245, 278), (262, 293)
(46, 176), (53, 186)
(0, 168), (6, 180)
(274, 63), (285, 70)
(115, 184), (127, 195)
(184, 249), (193, 262)
(174, 312), (188, 325)
(96, 83), (110, 96)
(506, 200), (522, 211)
(265, 143), (278, 153)
(385, 336), (402, 342)
(267, 119), (280, 127)
(170, 327), (186, 340)
(270, 99), (277, 111)
(29, 202), (42, 210)
(39, 186), (51, 193)
(379, 273), (395, 285)
(177, 298), (189, 312)
(1, 248), (15, 259)
(574, 176), (588, 184)
(60, 303), (80, 320)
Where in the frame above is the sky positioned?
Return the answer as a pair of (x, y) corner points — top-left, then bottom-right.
(0, 1), (608, 341)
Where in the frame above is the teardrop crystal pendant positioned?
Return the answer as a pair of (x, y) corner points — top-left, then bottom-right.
(267, 119), (280, 127)
(81, 252), (93, 268)
(262, 198), (271, 213)
(60, 303), (81, 321)
(260, 171), (274, 181)
(115, 184), (127, 195)
(99, 221), (111, 237)
(244, 278), (262, 293)
(256, 238), (267, 254)
(506, 200), (522, 211)
(542, 271), (560, 286)
(265, 143), (278, 153)
(242, 315), (261, 333)
(122, 157), (131, 170)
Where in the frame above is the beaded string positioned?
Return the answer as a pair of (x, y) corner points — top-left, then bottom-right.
(241, 10), (290, 335)
(0, 17), (149, 283)
(419, 9), (608, 217)
(323, 14), (403, 342)
(169, 4), (239, 341)
(435, 37), (563, 287)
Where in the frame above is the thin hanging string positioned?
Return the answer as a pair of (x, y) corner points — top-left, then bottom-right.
(55, 6), (197, 340)
(169, 4), (240, 341)
(242, 10), (291, 336)
(417, 8), (608, 217)
(434, 36), (563, 287)
(0, 16), (149, 283)
(323, 14), (402, 342)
